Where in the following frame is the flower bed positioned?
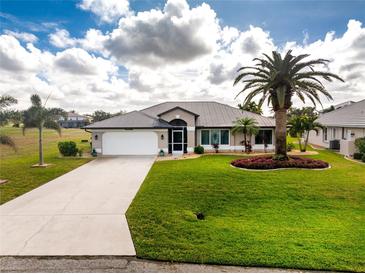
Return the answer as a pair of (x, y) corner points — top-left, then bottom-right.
(231, 155), (329, 170)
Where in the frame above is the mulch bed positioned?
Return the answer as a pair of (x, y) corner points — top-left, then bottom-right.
(231, 155), (329, 170)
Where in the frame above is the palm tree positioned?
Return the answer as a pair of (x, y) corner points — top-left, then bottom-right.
(23, 94), (66, 166)
(232, 117), (259, 153)
(288, 115), (322, 152)
(0, 95), (18, 151)
(234, 50), (343, 157)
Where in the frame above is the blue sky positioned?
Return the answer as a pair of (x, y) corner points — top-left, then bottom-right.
(1, 0), (364, 112)
(2, 0), (364, 49)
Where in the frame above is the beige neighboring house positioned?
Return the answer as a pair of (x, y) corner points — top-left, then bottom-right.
(308, 99), (365, 156)
(84, 101), (275, 156)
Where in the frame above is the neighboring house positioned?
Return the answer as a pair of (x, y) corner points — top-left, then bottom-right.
(59, 112), (89, 128)
(308, 99), (365, 156)
(84, 101), (275, 156)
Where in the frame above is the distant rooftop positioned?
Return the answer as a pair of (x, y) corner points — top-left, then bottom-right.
(318, 99), (365, 128)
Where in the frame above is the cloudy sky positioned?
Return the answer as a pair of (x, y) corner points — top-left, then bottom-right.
(1, 0), (365, 114)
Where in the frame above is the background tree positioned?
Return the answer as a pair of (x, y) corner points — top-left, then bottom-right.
(288, 114), (322, 152)
(238, 101), (263, 114)
(234, 50), (343, 158)
(232, 117), (259, 153)
(0, 95), (18, 151)
(91, 110), (112, 122)
(288, 106), (317, 119)
(23, 94), (66, 166)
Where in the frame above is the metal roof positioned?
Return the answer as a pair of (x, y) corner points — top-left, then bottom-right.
(317, 99), (365, 128)
(141, 101), (275, 127)
(85, 101), (275, 129)
(84, 110), (172, 129)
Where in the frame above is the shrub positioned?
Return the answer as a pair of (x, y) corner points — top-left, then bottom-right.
(355, 137), (365, 154)
(287, 142), (295, 152)
(272, 154), (287, 161)
(194, 145), (204, 154)
(353, 152), (363, 160)
(78, 148), (83, 157)
(212, 143), (219, 153)
(362, 154), (365, 163)
(58, 141), (78, 156)
(231, 155), (329, 170)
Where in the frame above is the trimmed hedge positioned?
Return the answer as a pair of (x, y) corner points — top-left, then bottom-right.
(194, 145), (204, 154)
(362, 154), (365, 163)
(231, 155), (329, 170)
(58, 141), (78, 156)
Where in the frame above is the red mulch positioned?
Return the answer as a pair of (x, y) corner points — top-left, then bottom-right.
(231, 155), (329, 170)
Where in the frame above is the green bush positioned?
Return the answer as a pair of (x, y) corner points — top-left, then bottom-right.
(58, 141), (78, 156)
(362, 154), (365, 163)
(287, 142), (295, 152)
(194, 145), (204, 154)
(355, 137), (365, 154)
(353, 152), (363, 160)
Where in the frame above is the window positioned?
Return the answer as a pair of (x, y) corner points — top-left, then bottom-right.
(200, 129), (230, 145)
(342, 127), (347, 140)
(255, 130), (273, 145)
(221, 130), (229, 145)
(323, 127), (328, 141)
(332, 128), (336, 139)
(201, 130), (210, 145)
(210, 130), (220, 144)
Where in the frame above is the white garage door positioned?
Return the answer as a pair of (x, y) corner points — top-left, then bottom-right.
(102, 131), (158, 155)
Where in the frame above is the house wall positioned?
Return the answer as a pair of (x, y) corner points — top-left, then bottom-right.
(91, 129), (168, 154)
(159, 109), (196, 127)
(308, 126), (365, 155)
(159, 109), (197, 150)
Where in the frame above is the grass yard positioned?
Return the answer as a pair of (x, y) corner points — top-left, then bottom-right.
(0, 127), (92, 204)
(127, 149), (365, 272)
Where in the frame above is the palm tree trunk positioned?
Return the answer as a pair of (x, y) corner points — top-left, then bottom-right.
(275, 108), (287, 156)
(303, 131), (310, 152)
(243, 132), (247, 153)
(39, 126), (44, 165)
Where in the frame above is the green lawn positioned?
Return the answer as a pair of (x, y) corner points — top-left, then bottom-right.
(127, 149), (365, 272)
(0, 127), (92, 204)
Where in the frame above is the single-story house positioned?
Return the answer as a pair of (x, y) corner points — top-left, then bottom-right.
(59, 112), (90, 128)
(308, 99), (365, 156)
(84, 101), (275, 156)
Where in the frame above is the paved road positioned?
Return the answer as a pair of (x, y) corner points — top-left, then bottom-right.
(0, 157), (155, 256)
(0, 257), (310, 273)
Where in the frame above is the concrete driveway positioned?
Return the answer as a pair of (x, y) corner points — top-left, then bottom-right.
(0, 156), (155, 256)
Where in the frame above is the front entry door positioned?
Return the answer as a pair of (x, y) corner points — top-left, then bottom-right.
(172, 129), (183, 154)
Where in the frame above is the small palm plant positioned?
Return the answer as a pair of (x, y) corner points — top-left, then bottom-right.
(232, 117), (259, 153)
(288, 115), (322, 152)
(23, 94), (66, 166)
(234, 50), (343, 158)
(0, 95), (18, 151)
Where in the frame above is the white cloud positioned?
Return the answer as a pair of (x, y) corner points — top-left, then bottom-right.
(49, 29), (77, 48)
(78, 0), (130, 23)
(103, 0), (220, 66)
(3, 30), (38, 43)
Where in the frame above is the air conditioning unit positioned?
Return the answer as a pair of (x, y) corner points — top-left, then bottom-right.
(329, 139), (340, 150)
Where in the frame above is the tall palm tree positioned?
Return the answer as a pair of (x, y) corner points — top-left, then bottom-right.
(234, 50), (343, 157)
(0, 95), (18, 151)
(232, 117), (259, 153)
(23, 94), (66, 166)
